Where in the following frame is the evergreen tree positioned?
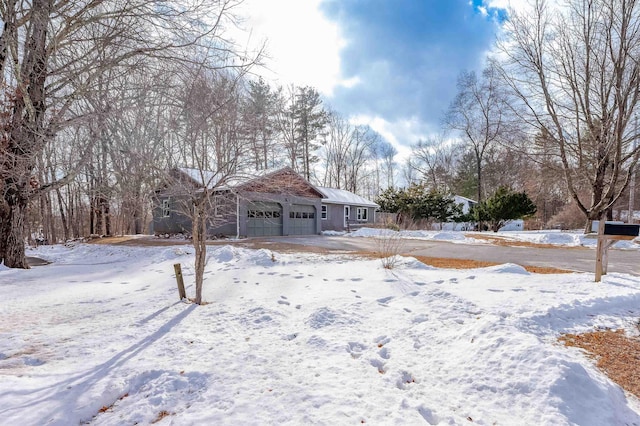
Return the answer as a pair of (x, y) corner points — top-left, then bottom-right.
(294, 86), (328, 180)
(475, 186), (537, 232)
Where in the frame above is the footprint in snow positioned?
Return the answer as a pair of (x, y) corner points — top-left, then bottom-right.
(449, 278), (458, 283)
(417, 406), (439, 425)
(433, 280), (444, 284)
(375, 335), (391, 346)
(466, 275), (476, 280)
(369, 358), (386, 374)
(377, 296), (394, 305)
(350, 278), (363, 282)
(277, 300), (290, 306)
(346, 341), (366, 358)
(488, 289), (504, 293)
(396, 371), (416, 389)
(379, 347), (391, 359)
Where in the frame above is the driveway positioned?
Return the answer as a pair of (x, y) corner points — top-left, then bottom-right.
(248, 235), (640, 276)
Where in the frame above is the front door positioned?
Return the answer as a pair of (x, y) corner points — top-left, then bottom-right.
(344, 205), (350, 229)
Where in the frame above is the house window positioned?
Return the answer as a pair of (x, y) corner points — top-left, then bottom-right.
(321, 205), (328, 220)
(162, 199), (170, 217)
(357, 207), (368, 221)
(213, 195), (223, 217)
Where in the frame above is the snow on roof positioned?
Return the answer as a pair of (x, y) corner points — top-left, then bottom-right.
(178, 168), (224, 189)
(177, 167), (290, 190)
(453, 195), (477, 204)
(316, 186), (379, 208)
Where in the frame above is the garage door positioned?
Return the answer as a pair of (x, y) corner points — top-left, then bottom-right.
(289, 204), (316, 235)
(247, 202), (283, 237)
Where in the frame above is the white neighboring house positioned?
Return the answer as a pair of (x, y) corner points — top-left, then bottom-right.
(453, 195), (477, 214)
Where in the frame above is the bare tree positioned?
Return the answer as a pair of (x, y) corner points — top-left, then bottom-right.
(0, 0), (255, 268)
(165, 65), (252, 305)
(446, 62), (512, 203)
(408, 138), (459, 193)
(498, 0), (640, 230)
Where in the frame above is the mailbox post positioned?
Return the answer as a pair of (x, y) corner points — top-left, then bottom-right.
(594, 221), (640, 282)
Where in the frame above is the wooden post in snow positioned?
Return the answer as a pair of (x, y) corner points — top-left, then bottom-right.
(174, 263), (186, 300)
(595, 218), (606, 282)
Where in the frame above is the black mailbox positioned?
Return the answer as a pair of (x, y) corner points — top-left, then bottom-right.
(604, 223), (640, 236)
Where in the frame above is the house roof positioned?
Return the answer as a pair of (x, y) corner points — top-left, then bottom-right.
(317, 186), (379, 208)
(171, 167), (375, 206)
(177, 166), (298, 190)
(453, 195), (477, 204)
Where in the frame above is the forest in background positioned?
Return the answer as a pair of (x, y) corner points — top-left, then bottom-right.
(3, 0), (640, 268)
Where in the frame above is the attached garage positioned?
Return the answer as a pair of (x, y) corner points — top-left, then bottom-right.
(247, 202), (283, 237)
(289, 204), (317, 235)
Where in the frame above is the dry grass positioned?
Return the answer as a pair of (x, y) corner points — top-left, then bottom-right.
(409, 255), (572, 274)
(151, 410), (173, 424)
(559, 329), (640, 399)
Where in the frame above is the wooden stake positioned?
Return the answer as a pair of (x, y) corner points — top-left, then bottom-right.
(174, 263), (186, 300)
(595, 219), (605, 282)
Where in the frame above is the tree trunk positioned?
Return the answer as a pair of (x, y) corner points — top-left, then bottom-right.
(56, 188), (69, 241)
(1, 190), (29, 268)
(193, 204), (207, 305)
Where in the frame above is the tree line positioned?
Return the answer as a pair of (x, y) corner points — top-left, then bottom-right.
(3, 0), (640, 269)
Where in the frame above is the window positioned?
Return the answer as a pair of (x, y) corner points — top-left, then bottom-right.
(213, 195), (223, 217)
(321, 205), (328, 220)
(357, 207), (368, 221)
(162, 199), (170, 217)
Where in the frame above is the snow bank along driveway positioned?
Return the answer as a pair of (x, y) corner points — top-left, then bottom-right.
(1, 242), (640, 425)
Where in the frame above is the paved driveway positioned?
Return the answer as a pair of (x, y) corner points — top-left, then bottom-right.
(254, 235), (640, 276)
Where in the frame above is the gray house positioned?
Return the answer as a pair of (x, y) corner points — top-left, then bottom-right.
(152, 167), (379, 237)
(318, 186), (379, 232)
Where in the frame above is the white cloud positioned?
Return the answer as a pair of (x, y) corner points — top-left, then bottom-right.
(236, 0), (346, 95)
(349, 114), (438, 164)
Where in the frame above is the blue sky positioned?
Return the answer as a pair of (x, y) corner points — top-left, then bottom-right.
(240, 0), (512, 157)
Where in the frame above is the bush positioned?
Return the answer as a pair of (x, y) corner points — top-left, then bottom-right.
(474, 186), (537, 232)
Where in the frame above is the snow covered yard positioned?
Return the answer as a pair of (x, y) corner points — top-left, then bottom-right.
(1, 242), (640, 425)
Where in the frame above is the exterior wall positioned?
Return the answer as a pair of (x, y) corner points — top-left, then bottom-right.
(151, 192), (238, 237)
(321, 203), (377, 231)
(151, 194), (194, 235)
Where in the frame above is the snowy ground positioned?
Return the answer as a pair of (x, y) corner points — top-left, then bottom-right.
(1, 234), (640, 425)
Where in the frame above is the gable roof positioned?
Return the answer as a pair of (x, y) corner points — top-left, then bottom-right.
(317, 186), (379, 208)
(170, 167), (324, 198)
